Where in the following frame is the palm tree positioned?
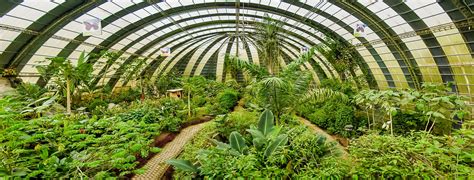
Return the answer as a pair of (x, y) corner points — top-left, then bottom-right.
(314, 37), (359, 82)
(253, 15), (284, 75)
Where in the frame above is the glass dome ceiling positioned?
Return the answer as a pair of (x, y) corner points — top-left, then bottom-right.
(0, 0), (473, 100)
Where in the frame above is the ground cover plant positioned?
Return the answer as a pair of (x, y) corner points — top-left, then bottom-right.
(168, 110), (340, 178)
(0, 75), (239, 178)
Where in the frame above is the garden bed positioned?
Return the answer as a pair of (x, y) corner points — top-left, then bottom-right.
(128, 115), (215, 178)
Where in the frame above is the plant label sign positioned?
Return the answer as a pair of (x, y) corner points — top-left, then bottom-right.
(353, 23), (367, 38)
(82, 19), (102, 37)
(160, 47), (171, 57)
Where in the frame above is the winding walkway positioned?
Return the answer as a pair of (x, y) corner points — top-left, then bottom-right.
(132, 122), (210, 180)
(298, 117), (348, 158)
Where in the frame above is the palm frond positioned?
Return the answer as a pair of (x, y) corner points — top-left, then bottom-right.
(302, 88), (349, 103)
(226, 55), (268, 79)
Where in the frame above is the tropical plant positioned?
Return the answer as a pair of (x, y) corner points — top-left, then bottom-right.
(314, 37), (359, 81)
(20, 96), (61, 118)
(253, 15), (284, 75)
(214, 89), (240, 114)
(349, 127), (474, 178)
(354, 83), (470, 135)
(37, 51), (94, 114)
(168, 110), (288, 175)
(14, 83), (47, 101)
(228, 46), (316, 122)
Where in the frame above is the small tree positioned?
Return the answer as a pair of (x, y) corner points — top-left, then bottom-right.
(37, 52), (93, 114)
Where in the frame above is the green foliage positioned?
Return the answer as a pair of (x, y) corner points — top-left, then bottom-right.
(229, 131), (248, 154)
(349, 129), (474, 178)
(305, 98), (359, 137)
(354, 83), (470, 135)
(0, 114), (162, 178)
(118, 98), (186, 132)
(154, 72), (182, 96)
(302, 88), (349, 104)
(319, 78), (356, 96)
(314, 37), (359, 81)
(36, 51), (95, 113)
(14, 83), (47, 101)
(253, 15), (284, 75)
(0, 94), (196, 178)
(258, 109), (274, 136)
(87, 99), (108, 112)
(20, 96), (62, 118)
(111, 88), (141, 103)
(213, 89), (239, 114)
(215, 110), (258, 139)
(165, 159), (198, 173)
(174, 122), (218, 178)
(170, 111), (336, 178)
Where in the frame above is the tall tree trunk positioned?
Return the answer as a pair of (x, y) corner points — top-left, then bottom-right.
(390, 114), (393, 136)
(66, 78), (71, 114)
(372, 108), (375, 127)
(349, 68), (361, 89)
(424, 114), (432, 131)
(367, 110), (370, 130)
(187, 90), (191, 117)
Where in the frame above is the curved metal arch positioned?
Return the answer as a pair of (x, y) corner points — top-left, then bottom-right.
(69, 2), (377, 87)
(122, 27), (326, 87)
(5, 1), (378, 87)
(285, 0), (393, 88)
(36, 12), (327, 86)
(332, 1), (422, 89)
(294, 1), (434, 89)
(120, 27), (326, 87)
(385, 1), (455, 87)
(103, 32), (224, 87)
(438, 0), (473, 57)
(2, 0), (102, 71)
(101, 20), (321, 87)
(269, 31), (329, 80)
(0, 0), (85, 67)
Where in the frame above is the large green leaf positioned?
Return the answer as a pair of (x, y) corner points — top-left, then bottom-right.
(229, 131), (247, 154)
(166, 159), (198, 173)
(246, 128), (265, 140)
(264, 134), (288, 157)
(258, 109), (274, 136)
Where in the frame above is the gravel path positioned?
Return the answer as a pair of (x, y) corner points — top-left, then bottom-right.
(132, 122), (210, 180)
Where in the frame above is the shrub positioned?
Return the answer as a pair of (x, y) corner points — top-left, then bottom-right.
(215, 110), (257, 140)
(118, 98), (186, 132)
(0, 114), (162, 178)
(171, 111), (337, 178)
(306, 98), (358, 137)
(15, 83), (47, 101)
(87, 99), (108, 111)
(213, 89), (239, 114)
(349, 130), (474, 178)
